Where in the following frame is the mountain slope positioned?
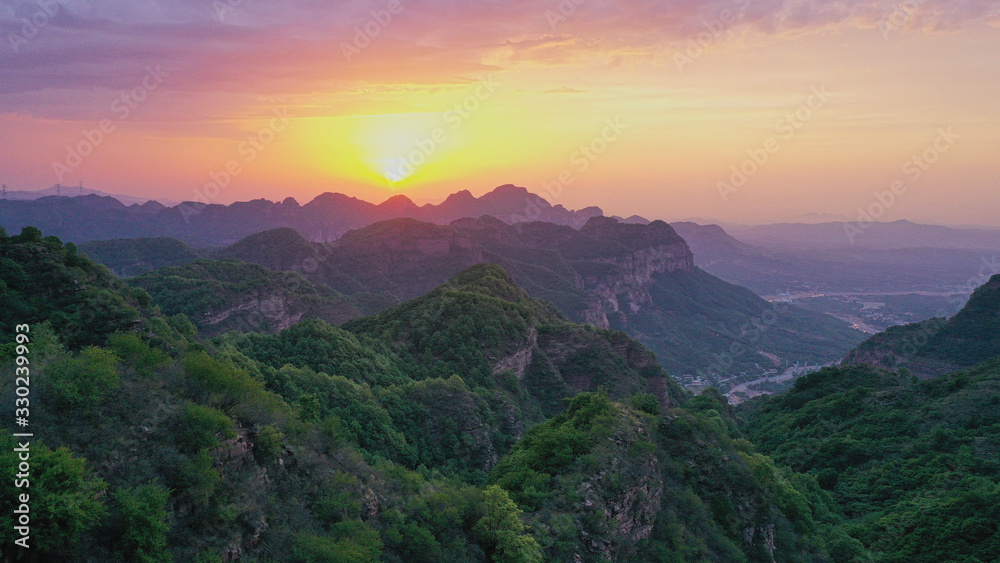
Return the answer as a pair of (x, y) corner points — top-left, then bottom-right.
(79, 237), (205, 277)
(491, 391), (854, 562)
(0, 230), (860, 561)
(843, 274), (1000, 376)
(342, 263), (687, 413)
(453, 217), (864, 378)
(0, 226), (192, 350)
(215, 227), (317, 271)
(130, 259), (362, 335)
(220, 217), (864, 379)
(745, 360), (1000, 562)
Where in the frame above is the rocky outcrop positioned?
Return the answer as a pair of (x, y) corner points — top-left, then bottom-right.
(199, 287), (359, 336)
(310, 219), (486, 300)
(532, 325), (682, 409)
(492, 326), (538, 379)
(577, 415), (663, 561)
(201, 290), (307, 334)
(575, 218), (695, 328)
(453, 216), (696, 330)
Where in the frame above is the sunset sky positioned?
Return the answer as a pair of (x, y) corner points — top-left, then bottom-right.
(1, 0), (998, 225)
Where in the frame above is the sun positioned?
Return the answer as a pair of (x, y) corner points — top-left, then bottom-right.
(294, 112), (451, 189)
(370, 156), (413, 185)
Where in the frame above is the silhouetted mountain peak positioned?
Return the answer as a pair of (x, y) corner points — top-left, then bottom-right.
(38, 193), (128, 211)
(613, 215), (650, 224)
(306, 192), (366, 208)
(339, 217), (451, 242)
(377, 194), (420, 214)
(480, 184), (547, 208)
(442, 190), (476, 204)
(130, 200), (166, 214)
(486, 184), (531, 198)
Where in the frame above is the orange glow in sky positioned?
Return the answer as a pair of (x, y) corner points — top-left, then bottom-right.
(1, 0), (999, 225)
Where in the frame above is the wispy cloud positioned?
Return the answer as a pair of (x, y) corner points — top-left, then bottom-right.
(3, 0), (996, 107)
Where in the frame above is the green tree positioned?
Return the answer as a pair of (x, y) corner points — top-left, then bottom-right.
(0, 431), (107, 555)
(474, 485), (543, 563)
(114, 483), (172, 562)
(254, 424), (284, 460)
(297, 393), (321, 422)
(177, 402), (236, 454)
(107, 333), (170, 376)
(45, 346), (121, 410)
(291, 520), (383, 562)
(17, 226), (42, 243)
(177, 450), (221, 506)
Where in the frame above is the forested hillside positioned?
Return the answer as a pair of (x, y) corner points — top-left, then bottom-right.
(130, 260), (364, 335)
(78, 238), (206, 277)
(1, 226), (860, 561)
(217, 218), (865, 377)
(745, 361), (1000, 562)
(843, 274), (1000, 376)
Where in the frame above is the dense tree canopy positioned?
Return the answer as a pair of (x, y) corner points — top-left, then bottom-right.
(2, 226), (997, 561)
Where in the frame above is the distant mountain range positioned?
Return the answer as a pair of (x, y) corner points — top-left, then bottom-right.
(728, 220), (1000, 250)
(10, 184), (998, 375)
(0, 185), (604, 246)
(6, 185), (998, 253)
(673, 221), (1000, 295)
(1, 184), (176, 207)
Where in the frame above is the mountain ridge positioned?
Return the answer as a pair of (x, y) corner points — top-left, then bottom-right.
(197, 217), (864, 378)
(0, 184), (603, 246)
(843, 273), (1000, 376)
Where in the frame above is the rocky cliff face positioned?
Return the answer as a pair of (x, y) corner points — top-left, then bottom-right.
(572, 218), (695, 329)
(489, 323), (684, 410)
(577, 244), (693, 328)
(450, 215), (695, 330)
(199, 289), (315, 335)
(576, 410), (663, 561)
(308, 219), (485, 300)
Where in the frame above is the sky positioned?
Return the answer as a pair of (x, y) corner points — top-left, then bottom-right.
(1, 0), (999, 226)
